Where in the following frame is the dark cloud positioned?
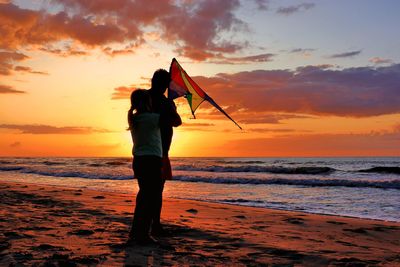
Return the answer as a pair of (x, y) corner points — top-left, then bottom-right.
(288, 48), (316, 56)
(0, 1), (247, 61)
(329, 50), (362, 58)
(0, 84), (26, 94)
(159, 0), (246, 60)
(290, 48), (315, 53)
(276, 3), (315, 15)
(0, 124), (112, 134)
(189, 64), (400, 117)
(0, 2), (140, 49)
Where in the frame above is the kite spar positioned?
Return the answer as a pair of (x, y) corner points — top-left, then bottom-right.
(168, 58), (242, 130)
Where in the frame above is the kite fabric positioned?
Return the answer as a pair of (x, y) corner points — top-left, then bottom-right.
(168, 58), (242, 130)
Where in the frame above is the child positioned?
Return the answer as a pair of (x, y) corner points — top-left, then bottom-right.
(127, 89), (163, 245)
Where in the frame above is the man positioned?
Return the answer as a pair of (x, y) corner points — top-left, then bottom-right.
(148, 69), (182, 235)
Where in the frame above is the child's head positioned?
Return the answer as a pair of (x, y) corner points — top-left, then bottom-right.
(130, 89), (152, 113)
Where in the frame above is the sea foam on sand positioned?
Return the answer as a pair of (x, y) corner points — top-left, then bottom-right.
(1, 181), (399, 266)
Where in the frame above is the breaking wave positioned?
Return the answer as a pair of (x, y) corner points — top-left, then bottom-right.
(174, 165), (335, 175)
(358, 167), (400, 175)
(172, 175), (400, 189)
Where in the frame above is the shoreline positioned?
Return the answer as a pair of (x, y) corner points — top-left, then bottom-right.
(2, 175), (399, 223)
(1, 180), (399, 266)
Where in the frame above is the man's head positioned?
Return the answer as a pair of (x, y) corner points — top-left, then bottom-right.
(151, 69), (170, 95)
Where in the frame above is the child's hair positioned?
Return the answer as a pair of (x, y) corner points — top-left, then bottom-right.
(127, 89), (152, 130)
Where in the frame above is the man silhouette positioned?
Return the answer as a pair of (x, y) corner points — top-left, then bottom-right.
(148, 69), (182, 235)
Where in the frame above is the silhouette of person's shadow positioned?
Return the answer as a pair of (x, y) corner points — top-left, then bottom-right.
(123, 235), (176, 266)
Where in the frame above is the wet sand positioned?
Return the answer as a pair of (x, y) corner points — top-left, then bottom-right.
(1, 180), (399, 266)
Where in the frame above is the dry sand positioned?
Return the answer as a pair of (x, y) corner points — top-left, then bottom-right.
(1, 181), (399, 266)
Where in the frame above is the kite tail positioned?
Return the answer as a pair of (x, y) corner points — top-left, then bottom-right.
(205, 95), (242, 130)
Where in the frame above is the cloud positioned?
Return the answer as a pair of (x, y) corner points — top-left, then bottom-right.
(253, 0), (269, 10)
(276, 3), (315, 15)
(159, 0), (246, 60)
(238, 113), (314, 124)
(0, 50), (29, 75)
(0, 124), (112, 134)
(369, 57), (393, 65)
(14, 66), (48, 75)
(208, 53), (275, 64)
(0, 2), (140, 49)
(9, 141), (21, 148)
(0, 84), (26, 94)
(102, 47), (134, 57)
(183, 122), (215, 127)
(111, 86), (136, 100)
(245, 128), (297, 133)
(0, 1), (248, 61)
(218, 131), (400, 156)
(288, 48), (316, 57)
(39, 46), (89, 57)
(0, 50), (47, 76)
(329, 50), (362, 58)
(180, 122), (216, 131)
(189, 63), (400, 117)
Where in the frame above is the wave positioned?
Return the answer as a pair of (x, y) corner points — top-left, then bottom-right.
(174, 165), (335, 175)
(105, 161), (127, 166)
(172, 175), (400, 189)
(215, 160), (266, 164)
(219, 198), (265, 204)
(0, 160), (14, 164)
(23, 169), (133, 180)
(42, 161), (65, 166)
(0, 166), (133, 180)
(0, 166), (24, 171)
(358, 167), (400, 175)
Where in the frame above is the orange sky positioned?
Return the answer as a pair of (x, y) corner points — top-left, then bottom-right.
(1, 0), (399, 157)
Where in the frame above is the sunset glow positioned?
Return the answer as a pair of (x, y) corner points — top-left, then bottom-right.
(1, 0), (399, 157)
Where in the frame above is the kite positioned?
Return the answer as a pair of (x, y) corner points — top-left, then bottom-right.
(168, 58), (242, 130)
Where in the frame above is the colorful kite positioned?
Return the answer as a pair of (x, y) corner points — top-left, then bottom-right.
(168, 58), (242, 130)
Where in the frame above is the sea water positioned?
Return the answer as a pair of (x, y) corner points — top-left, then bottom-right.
(0, 157), (399, 222)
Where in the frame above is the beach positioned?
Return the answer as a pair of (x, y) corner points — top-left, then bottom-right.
(1, 180), (399, 266)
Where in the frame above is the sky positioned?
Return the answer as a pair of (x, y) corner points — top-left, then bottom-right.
(0, 0), (399, 157)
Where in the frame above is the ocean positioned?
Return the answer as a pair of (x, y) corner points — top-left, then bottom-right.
(0, 157), (399, 222)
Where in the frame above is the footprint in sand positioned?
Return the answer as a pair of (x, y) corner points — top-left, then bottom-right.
(343, 228), (368, 234)
(327, 220), (347, 225)
(185, 208), (198, 214)
(0, 241), (11, 252)
(34, 244), (69, 251)
(284, 217), (305, 225)
(68, 229), (95, 236)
